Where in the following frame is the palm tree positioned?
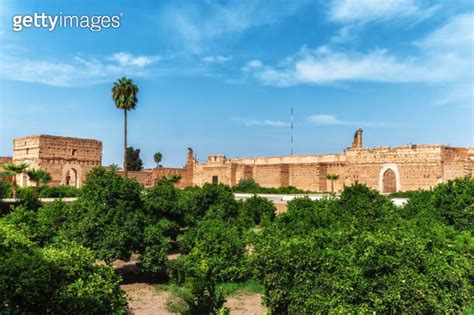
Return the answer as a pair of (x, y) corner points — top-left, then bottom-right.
(154, 152), (163, 168)
(326, 173), (340, 194)
(1, 163), (28, 199)
(112, 76), (139, 177)
(27, 169), (52, 197)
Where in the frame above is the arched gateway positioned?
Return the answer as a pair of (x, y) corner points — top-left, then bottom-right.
(378, 164), (401, 193)
(61, 165), (82, 188)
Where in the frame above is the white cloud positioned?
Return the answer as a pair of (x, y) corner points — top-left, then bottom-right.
(0, 52), (162, 87)
(202, 55), (232, 63)
(233, 117), (290, 127)
(434, 83), (473, 108)
(242, 59), (263, 71)
(307, 114), (387, 127)
(109, 52), (163, 67)
(416, 13), (473, 52)
(328, 0), (437, 24)
(308, 114), (344, 125)
(244, 13), (473, 88)
(161, 1), (310, 53)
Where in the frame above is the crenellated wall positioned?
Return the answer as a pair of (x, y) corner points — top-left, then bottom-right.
(5, 131), (472, 193)
(192, 135), (473, 193)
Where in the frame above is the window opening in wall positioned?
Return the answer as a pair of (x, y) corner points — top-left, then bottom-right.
(212, 175), (219, 184)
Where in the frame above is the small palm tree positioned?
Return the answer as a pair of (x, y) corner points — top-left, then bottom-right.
(108, 164), (120, 172)
(1, 163), (28, 199)
(154, 152), (163, 168)
(112, 76), (139, 177)
(326, 173), (340, 194)
(27, 169), (52, 197)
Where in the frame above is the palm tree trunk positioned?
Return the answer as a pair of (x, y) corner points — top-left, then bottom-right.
(124, 109), (128, 177)
(35, 182), (40, 197)
(12, 176), (17, 199)
(331, 180), (334, 194)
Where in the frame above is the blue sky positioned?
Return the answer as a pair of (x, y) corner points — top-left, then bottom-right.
(0, 0), (472, 167)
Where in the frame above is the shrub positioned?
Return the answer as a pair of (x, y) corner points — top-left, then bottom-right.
(233, 179), (314, 194)
(337, 183), (398, 229)
(0, 221), (127, 314)
(177, 219), (248, 283)
(0, 181), (11, 199)
(64, 167), (146, 263)
(431, 175), (474, 231)
(179, 183), (238, 224)
(233, 179), (259, 193)
(238, 195), (276, 228)
(140, 223), (170, 273)
(252, 182), (474, 313)
(17, 187), (42, 211)
(1, 205), (37, 237)
(39, 185), (80, 198)
(143, 179), (184, 227)
(35, 200), (70, 245)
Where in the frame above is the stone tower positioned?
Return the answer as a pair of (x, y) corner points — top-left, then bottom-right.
(13, 135), (102, 188)
(352, 129), (363, 148)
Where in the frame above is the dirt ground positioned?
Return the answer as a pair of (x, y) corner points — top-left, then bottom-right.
(122, 283), (267, 315)
(123, 283), (174, 315)
(224, 292), (267, 315)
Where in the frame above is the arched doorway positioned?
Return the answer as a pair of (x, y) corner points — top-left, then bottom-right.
(65, 168), (78, 188)
(378, 164), (401, 193)
(382, 169), (396, 193)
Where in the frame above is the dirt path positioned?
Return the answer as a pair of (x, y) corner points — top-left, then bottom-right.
(122, 283), (267, 315)
(122, 283), (175, 315)
(224, 292), (267, 315)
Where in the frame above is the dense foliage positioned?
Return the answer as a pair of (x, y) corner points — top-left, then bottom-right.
(233, 178), (314, 194)
(0, 181), (11, 199)
(4, 185), (80, 199)
(252, 178), (473, 314)
(63, 167), (146, 262)
(125, 146), (144, 171)
(1, 168), (472, 314)
(0, 221), (126, 314)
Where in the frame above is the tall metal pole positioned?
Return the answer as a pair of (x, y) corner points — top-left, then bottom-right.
(291, 106), (294, 156)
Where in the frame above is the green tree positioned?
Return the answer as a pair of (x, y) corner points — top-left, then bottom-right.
(178, 219), (248, 283)
(430, 175), (474, 232)
(252, 181), (473, 314)
(1, 163), (28, 199)
(233, 179), (260, 193)
(326, 173), (340, 194)
(0, 221), (127, 314)
(27, 168), (52, 196)
(125, 146), (144, 171)
(238, 195), (276, 228)
(64, 167), (146, 263)
(179, 183), (239, 225)
(154, 152), (163, 167)
(112, 76), (139, 177)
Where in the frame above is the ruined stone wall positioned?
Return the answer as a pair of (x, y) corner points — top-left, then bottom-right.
(232, 153), (346, 165)
(118, 148), (195, 188)
(192, 143), (472, 193)
(254, 164), (289, 188)
(343, 145), (448, 191)
(193, 164), (233, 186)
(122, 170), (154, 187)
(287, 163), (320, 191)
(441, 147), (471, 181)
(0, 157), (13, 183)
(13, 135), (102, 187)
